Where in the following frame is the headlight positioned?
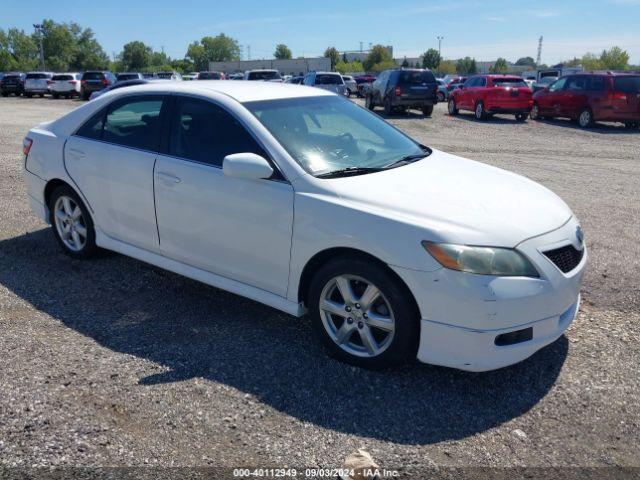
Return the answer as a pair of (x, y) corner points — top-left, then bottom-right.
(422, 241), (539, 277)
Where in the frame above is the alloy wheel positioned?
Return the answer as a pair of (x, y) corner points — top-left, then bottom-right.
(319, 275), (395, 358)
(53, 195), (87, 252)
(579, 110), (592, 128)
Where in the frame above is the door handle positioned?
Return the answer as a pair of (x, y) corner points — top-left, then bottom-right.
(155, 172), (181, 184)
(68, 148), (86, 158)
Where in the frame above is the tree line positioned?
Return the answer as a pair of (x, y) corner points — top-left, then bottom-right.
(1, 21), (635, 75)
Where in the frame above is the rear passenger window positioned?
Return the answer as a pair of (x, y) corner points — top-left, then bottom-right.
(589, 76), (605, 91)
(169, 97), (268, 167)
(76, 110), (105, 140)
(102, 96), (164, 151)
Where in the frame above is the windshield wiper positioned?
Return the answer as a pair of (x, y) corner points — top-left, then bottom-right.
(316, 167), (385, 179)
(384, 153), (428, 169)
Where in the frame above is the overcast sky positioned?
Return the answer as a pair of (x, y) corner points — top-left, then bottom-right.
(3, 0), (639, 64)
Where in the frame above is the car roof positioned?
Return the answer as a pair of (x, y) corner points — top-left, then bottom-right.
(99, 80), (334, 103)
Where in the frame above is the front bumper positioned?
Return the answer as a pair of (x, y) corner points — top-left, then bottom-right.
(392, 216), (586, 371)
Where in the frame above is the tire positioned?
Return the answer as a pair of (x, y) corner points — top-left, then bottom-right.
(515, 113), (527, 122)
(308, 256), (419, 369)
(437, 91), (445, 102)
(365, 95), (375, 111)
(48, 185), (98, 259)
(26, 93), (33, 98)
(530, 103), (542, 120)
(53, 93), (59, 99)
(577, 108), (594, 128)
(624, 121), (639, 129)
(81, 91), (90, 101)
(474, 101), (486, 120)
(1, 92), (7, 97)
(448, 98), (458, 115)
(39, 93), (44, 98)
(383, 97), (393, 116)
(422, 104), (434, 117)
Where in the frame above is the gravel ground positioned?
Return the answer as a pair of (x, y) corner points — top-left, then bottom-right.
(0, 96), (638, 475)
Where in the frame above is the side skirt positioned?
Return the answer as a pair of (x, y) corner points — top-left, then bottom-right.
(95, 229), (305, 317)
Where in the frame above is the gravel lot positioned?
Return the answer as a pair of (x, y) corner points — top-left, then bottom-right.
(0, 96), (638, 474)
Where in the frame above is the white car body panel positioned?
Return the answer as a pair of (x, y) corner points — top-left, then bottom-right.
(49, 74), (82, 95)
(22, 81), (586, 372)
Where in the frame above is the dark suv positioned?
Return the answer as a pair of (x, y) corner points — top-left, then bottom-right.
(80, 71), (117, 100)
(365, 68), (438, 116)
(532, 72), (640, 128)
(0, 72), (26, 96)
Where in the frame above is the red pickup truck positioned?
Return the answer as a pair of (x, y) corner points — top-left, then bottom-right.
(448, 75), (533, 121)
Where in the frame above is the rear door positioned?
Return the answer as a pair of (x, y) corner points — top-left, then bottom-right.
(64, 94), (168, 252)
(538, 77), (568, 116)
(563, 76), (590, 118)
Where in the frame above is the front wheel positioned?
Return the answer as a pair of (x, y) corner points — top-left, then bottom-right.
(49, 185), (98, 259)
(308, 257), (419, 369)
(365, 95), (375, 111)
(515, 113), (527, 122)
(448, 98), (458, 115)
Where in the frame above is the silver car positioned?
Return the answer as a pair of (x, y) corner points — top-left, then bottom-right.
(303, 71), (347, 96)
(342, 75), (357, 96)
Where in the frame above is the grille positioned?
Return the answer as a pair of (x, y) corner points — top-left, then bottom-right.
(543, 245), (584, 273)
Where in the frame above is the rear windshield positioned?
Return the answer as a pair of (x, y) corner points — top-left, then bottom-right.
(493, 78), (528, 87)
(117, 73), (140, 81)
(248, 71), (281, 80)
(315, 74), (343, 85)
(26, 73), (50, 79)
(52, 74), (74, 81)
(4, 74), (21, 80)
(398, 71), (436, 85)
(198, 72), (222, 79)
(156, 72), (175, 79)
(83, 72), (105, 80)
(614, 76), (640, 93)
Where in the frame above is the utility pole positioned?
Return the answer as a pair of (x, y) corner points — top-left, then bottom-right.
(33, 23), (45, 71)
(359, 41), (363, 52)
(246, 45), (251, 60)
(437, 36), (444, 58)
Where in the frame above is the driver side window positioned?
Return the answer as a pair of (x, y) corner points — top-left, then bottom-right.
(549, 77), (567, 92)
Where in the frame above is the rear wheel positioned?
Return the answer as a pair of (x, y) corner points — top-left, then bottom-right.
(578, 108), (594, 128)
(423, 104), (434, 117)
(52, 93), (59, 99)
(515, 113), (527, 122)
(26, 93), (33, 98)
(308, 257), (419, 369)
(624, 121), (639, 129)
(1, 92), (7, 97)
(48, 185), (98, 259)
(437, 91), (446, 102)
(474, 101), (486, 120)
(39, 93), (44, 98)
(448, 98), (458, 115)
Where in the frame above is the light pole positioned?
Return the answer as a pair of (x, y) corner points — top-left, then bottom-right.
(436, 36), (444, 75)
(33, 23), (45, 71)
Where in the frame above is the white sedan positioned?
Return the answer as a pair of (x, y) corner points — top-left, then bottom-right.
(22, 81), (586, 371)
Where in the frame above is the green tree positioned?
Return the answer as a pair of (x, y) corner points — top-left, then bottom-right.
(72, 26), (109, 70)
(456, 56), (477, 74)
(421, 48), (441, 70)
(39, 19), (77, 71)
(581, 53), (603, 71)
(171, 58), (194, 74)
(438, 60), (456, 75)
(274, 43), (292, 59)
(324, 46), (340, 70)
(187, 33), (241, 71)
(363, 44), (393, 72)
(120, 41), (152, 71)
(335, 60), (364, 74)
(600, 46), (629, 70)
(515, 56), (536, 67)
(370, 59), (396, 73)
(401, 56), (409, 68)
(0, 28), (38, 71)
(490, 57), (508, 73)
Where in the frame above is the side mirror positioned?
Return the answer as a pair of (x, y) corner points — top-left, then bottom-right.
(223, 153), (274, 180)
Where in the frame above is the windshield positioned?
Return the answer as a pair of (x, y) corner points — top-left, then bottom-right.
(83, 72), (104, 80)
(399, 70), (436, 85)
(245, 96), (428, 177)
(249, 71), (281, 80)
(540, 76), (558, 85)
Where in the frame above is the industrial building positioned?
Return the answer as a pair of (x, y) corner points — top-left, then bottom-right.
(208, 57), (331, 76)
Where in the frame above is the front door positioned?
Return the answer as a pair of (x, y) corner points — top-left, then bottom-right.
(65, 94), (167, 252)
(153, 95), (294, 296)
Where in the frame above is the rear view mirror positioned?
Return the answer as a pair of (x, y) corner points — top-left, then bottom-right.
(223, 153), (274, 180)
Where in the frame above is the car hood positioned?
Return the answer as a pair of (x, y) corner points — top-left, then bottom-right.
(325, 149), (572, 247)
